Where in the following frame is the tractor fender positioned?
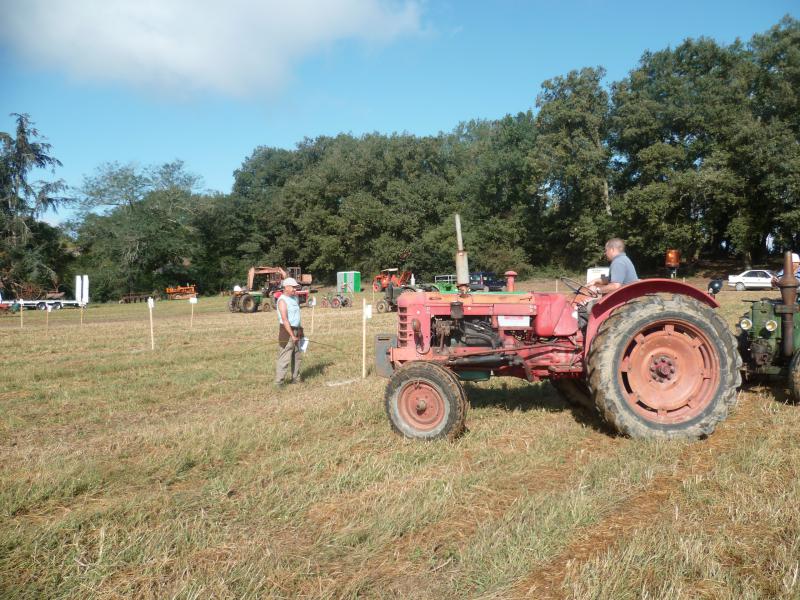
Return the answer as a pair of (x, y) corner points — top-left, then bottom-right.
(584, 278), (718, 357)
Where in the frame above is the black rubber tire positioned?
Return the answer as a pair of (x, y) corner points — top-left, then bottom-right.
(228, 297), (238, 312)
(375, 299), (389, 313)
(262, 297), (275, 312)
(735, 282), (746, 292)
(52, 302), (62, 310)
(342, 296), (353, 308)
(788, 350), (800, 404)
(37, 302), (46, 310)
(587, 294), (741, 440)
(552, 379), (593, 410)
(240, 294), (257, 313)
(385, 362), (468, 441)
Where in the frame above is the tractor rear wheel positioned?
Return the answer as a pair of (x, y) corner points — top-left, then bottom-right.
(342, 296), (352, 308)
(587, 295), (741, 439)
(385, 362), (468, 440)
(240, 294), (257, 313)
(552, 379), (593, 410)
(330, 296), (342, 309)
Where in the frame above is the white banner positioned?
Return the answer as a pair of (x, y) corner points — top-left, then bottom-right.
(81, 275), (89, 305)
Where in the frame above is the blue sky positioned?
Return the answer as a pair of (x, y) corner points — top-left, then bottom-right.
(1, 0), (796, 224)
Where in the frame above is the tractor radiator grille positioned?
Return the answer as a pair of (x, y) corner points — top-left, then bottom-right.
(398, 306), (408, 347)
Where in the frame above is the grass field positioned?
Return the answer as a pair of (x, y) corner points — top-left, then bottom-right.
(2, 284), (800, 599)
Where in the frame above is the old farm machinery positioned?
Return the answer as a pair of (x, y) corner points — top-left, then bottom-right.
(375, 215), (741, 441)
(734, 252), (800, 400)
(373, 268), (412, 292)
(229, 266), (313, 313)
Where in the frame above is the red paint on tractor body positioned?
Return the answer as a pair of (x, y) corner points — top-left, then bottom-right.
(388, 279), (716, 383)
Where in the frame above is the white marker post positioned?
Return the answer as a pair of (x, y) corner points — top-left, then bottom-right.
(148, 297), (155, 350)
(81, 275), (89, 326)
(19, 300), (23, 328)
(75, 275), (83, 325)
(362, 299), (373, 379)
(46, 303), (51, 331)
(189, 296), (197, 328)
(308, 296), (316, 335)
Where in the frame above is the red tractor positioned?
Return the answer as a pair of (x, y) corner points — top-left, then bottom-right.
(373, 268), (412, 292)
(375, 216), (741, 441)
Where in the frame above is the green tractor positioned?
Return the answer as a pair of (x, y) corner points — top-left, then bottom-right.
(734, 252), (800, 400)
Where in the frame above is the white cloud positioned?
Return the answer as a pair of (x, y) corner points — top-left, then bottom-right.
(0, 0), (421, 97)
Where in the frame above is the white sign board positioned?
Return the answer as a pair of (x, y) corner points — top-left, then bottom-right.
(147, 297), (155, 309)
(81, 275), (89, 304)
(308, 297), (316, 307)
(189, 297), (198, 304)
(75, 275), (82, 303)
(365, 304), (373, 319)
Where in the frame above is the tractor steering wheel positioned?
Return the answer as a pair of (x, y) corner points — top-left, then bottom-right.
(560, 276), (600, 298)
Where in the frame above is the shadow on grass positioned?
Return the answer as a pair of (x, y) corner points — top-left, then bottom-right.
(742, 379), (799, 405)
(464, 381), (617, 436)
(303, 360), (334, 380)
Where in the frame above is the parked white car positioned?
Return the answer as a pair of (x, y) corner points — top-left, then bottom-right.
(727, 269), (775, 291)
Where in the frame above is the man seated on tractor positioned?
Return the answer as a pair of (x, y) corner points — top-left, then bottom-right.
(577, 238), (639, 329)
(587, 237), (639, 296)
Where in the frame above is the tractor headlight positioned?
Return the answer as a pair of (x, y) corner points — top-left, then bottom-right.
(739, 318), (753, 331)
(765, 319), (778, 332)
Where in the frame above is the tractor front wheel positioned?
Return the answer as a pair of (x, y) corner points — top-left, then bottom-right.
(587, 295), (741, 439)
(262, 297), (275, 312)
(375, 299), (389, 313)
(330, 296), (342, 309)
(385, 362), (468, 440)
(228, 297), (238, 312)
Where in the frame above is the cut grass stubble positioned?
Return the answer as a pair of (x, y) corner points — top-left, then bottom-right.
(1, 287), (799, 599)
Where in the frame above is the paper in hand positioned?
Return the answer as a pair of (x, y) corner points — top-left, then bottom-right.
(299, 337), (309, 353)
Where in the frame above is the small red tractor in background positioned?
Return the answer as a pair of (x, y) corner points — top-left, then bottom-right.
(375, 215), (741, 441)
(229, 266), (313, 313)
(373, 268), (412, 292)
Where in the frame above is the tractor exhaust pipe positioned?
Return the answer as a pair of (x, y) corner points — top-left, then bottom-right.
(454, 214), (470, 296)
(778, 250), (798, 358)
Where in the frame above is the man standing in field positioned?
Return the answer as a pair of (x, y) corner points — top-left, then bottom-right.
(275, 277), (304, 386)
(587, 237), (639, 295)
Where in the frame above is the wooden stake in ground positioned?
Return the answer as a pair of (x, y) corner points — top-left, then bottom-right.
(189, 296), (197, 328)
(362, 299), (373, 379)
(309, 296), (316, 334)
(362, 298), (367, 379)
(80, 306), (84, 326)
(148, 297), (155, 350)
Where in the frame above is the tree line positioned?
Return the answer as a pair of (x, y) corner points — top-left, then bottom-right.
(2, 17), (799, 302)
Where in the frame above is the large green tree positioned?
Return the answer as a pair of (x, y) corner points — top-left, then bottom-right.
(0, 113), (71, 295)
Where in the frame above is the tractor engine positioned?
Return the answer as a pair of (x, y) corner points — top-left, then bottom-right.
(431, 316), (503, 349)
